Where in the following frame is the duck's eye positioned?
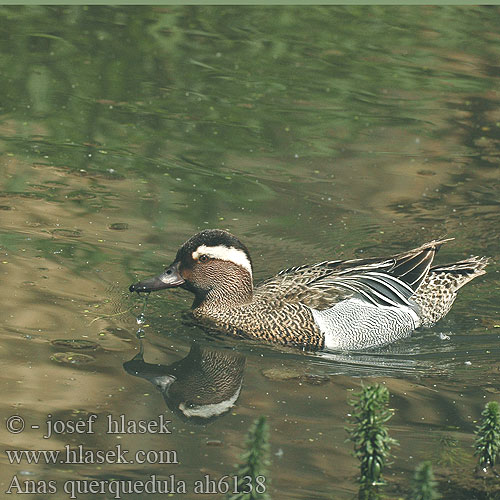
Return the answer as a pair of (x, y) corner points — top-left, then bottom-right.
(199, 254), (210, 263)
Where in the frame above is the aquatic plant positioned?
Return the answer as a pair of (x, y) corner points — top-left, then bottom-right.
(474, 401), (500, 470)
(347, 383), (398, 491)
(228, 416), (271, 500)
(433, 434), (468, 467)
(408, 461), (441, 500)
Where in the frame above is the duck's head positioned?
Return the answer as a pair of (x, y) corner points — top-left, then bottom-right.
(129, 229), (253, 309)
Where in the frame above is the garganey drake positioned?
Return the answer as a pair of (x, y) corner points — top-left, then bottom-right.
(129, 230), (488, 351)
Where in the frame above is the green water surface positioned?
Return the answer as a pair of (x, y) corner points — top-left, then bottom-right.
(1, 6), (499, 500)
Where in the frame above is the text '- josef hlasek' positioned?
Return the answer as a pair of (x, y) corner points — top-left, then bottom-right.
(40, 413), (172, 438)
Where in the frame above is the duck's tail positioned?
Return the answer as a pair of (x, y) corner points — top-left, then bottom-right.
(414, 255), (489, 327)
(389, 237), (455, 291)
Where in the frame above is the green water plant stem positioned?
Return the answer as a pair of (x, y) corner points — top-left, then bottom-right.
(474, 401), (500, 470)
(347, 384), (398, 488)
(228, 416), (271, 500)
(408, 461), (441, 500)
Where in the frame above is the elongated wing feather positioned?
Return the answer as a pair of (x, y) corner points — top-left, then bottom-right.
(254, 239), (451, 310)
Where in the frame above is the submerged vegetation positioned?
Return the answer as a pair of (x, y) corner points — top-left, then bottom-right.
(474, 401), (500, 471)
(228, 416), (271, 500)
(434, 434), (469, 468)
(408, 462), (441, 500)
(342, 386), (498, 499)
(347, 383), (398, 498)
(240, 394), (499, 499)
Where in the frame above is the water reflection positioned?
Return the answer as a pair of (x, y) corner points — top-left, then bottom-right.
(316, 349), (451, 379)
(124, 341), (245, 423)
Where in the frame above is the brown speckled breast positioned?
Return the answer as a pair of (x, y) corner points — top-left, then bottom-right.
(192, 301), (325, 351)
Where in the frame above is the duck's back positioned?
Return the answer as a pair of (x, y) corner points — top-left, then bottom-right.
(231, 240), (486, 350)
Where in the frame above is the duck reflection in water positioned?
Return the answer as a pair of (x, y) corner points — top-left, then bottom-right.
(123, 342), (245, 423)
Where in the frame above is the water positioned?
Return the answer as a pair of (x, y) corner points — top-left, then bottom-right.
(1, 6), (499, 499)
(135, 298), (148, 338)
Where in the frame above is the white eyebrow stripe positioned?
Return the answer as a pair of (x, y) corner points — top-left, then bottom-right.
(192, 245), (252, 276)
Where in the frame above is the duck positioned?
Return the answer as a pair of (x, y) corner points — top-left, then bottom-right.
(129, 229), (489, 351)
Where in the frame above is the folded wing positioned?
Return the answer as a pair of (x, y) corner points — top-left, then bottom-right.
(254, 239), (452, 310)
